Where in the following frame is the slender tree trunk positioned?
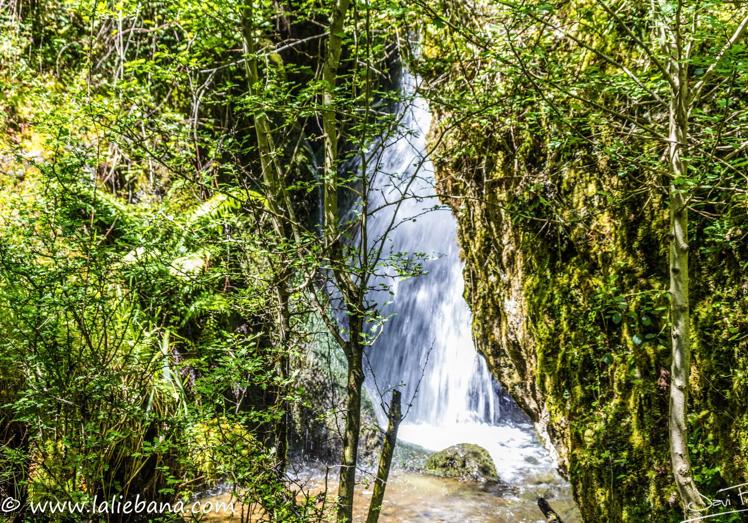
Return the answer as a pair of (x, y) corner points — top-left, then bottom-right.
(666, 57), (703, 510)
(274, 280), (292, 469)
(317, 1), (364, 520)
(240, 7), (295, 471)
(321, 0), (351, 246)
(537, 497), (563, 523)
(337, 341), (364, 523)
(366, 389), (401, 523)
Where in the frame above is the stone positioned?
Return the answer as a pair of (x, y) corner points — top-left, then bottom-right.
(424, 443), (498, 482)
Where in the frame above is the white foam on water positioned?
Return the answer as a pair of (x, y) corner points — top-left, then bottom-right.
(397, 422), (555, 483)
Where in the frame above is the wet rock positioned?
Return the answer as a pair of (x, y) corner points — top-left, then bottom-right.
(424, 443), (497, 482)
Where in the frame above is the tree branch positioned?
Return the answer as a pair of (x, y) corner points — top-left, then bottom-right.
(690, 13), (748, 104)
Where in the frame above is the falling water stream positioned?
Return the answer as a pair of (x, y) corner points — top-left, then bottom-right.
(363, 72), (553, 481)
(357, 71), (579, 521)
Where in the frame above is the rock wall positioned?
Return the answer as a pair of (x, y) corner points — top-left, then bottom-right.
(413, 1), (748, 519)
(427, 99), (748, 522)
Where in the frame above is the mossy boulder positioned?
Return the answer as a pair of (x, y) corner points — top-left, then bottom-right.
(425, 443), (498, 482)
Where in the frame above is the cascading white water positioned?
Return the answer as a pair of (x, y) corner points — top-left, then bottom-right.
(363, 72), (557, 483)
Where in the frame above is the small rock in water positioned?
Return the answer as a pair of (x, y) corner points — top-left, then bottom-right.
(424, 443), (498, 482)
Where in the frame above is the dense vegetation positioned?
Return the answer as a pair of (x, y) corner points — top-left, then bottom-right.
(1, 0), (747, 522)
(0, 0), (410, 520)
(415, 0), (748, 520)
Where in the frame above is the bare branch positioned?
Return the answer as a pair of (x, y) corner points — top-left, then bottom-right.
(690, 13), (748, 104)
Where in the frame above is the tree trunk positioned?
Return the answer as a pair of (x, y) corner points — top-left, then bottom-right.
(321, 0), (351, 246)
(318, 1), (362, 519)
(337, 344), (364, 523)
(667, 61), (703, 510)
(274, 280), (292, 470)
(366, 389), (401, 523)
(239, 7), (295, 471)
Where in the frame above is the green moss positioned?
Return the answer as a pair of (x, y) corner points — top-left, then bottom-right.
(424, 110), (747, 520)
(425, 444), (498, 482)
(419, 2), (747, 518)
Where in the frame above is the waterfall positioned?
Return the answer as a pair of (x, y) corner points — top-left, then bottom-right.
(362, 72), (556, 482)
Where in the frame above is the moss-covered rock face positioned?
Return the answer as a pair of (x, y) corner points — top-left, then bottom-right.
(432, 128), (747, 522)
(417, 2), (748, 521)
(425, 444), (498, 482)
(428, 117), (748, 521)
